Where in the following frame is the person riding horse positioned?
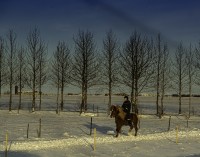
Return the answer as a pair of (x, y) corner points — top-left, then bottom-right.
(122, 96), (131, 123)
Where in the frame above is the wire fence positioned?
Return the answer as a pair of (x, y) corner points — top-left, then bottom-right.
(0, 95), (200, 147)
(0, 111), (200, 143)
(0, 111), (114, 143)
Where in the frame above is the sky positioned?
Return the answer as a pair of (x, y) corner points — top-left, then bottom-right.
(1, 0), (200, 54)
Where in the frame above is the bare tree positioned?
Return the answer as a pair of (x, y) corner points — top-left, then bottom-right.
(195, 42), (200, 85)
(26, 27), (45, 112)
(72, 30), (100, 113)
(0, 37), (6, 97)
(6, 30), (17, 111)
(160, 44), (170, 116)
(154, 34), (171, 116)
(38, 42), (47, 110)
(185, 44), (195, 117)
(172, 42), (187, 114)
(119, 31), (154, 113)
(194, 43), (200, 114)
(51, 48), (61, 113)
(119, 34), (136, 111)
(154, 34), (162, 115)
(51, 41), (71, 112)
(102, 30), (119, 114)
(16, 46), (26, 112)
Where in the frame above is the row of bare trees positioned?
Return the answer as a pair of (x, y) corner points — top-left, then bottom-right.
(0, 29), (47, 112)
(51, 41), (71, 113)
(119, 31), (155, 114)
(0, 28), (200, 116)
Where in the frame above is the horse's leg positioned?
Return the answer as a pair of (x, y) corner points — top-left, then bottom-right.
(127, 121), (134, 136)
(115, 124), (122, 137)
(128, 115), (134, 133)
(134, 124), (138, 136)
(129, 123), (134, 132)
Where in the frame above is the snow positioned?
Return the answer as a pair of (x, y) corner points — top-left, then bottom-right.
(0, 95), (200, 156)
(106, 130), (115, 135)
(4, 130), (200, 151)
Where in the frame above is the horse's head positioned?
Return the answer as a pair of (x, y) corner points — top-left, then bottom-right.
(110, 105), (119, 118)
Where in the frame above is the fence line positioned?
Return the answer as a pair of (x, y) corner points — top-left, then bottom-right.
(0, 113), (199, 144)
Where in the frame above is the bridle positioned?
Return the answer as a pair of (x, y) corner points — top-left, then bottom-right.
(110, 105), (117, 118)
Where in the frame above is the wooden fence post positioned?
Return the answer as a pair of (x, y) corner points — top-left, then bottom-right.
(27, 123), (29, 139)
(90, 117), (93, 135)
(5, 131), (8, 157)
(176, 125), (179, 144)
(168, 116), (171, 131)
(37, 119), (42, 138)
(93, 128), (96, 151)
(39, 118), (41, 138)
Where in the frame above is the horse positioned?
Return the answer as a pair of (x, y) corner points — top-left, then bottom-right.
(110, 105), (139, 137)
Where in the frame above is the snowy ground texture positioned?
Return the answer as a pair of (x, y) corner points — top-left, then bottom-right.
(0, 95), (200, 157)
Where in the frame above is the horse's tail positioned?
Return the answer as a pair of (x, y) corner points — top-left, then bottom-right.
(131, 113), (140, 130)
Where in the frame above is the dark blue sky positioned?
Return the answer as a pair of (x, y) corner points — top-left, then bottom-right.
(1, 0), (200, 53)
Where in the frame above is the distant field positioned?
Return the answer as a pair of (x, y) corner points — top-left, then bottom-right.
(0, 94), (200, 115)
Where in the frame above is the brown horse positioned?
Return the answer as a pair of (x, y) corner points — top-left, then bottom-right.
(110, 105), (139, 137)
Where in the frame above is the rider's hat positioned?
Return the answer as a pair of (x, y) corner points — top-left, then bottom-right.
(124, 95), (128, 99)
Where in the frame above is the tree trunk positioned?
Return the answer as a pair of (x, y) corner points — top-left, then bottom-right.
(9, 81), (12, 111)
(134, 79), (139, 114)
(130, 82), (135, 112)
(18, 85), (22, 113)
(32, 92), (35, 112)
(84, 85), (88, 112)
(81, 83), (85, 113)
(178, 80), (182, 114)
(108, 80), (112, 115)
(39, 66), (42, 110)
(18, 66), (22, 113)
(39, 90), (42, 110)
(156, 34), (161, 115)
(60, 81), (64, 111)
(32, 75), (36, 112)
(189, 75), (192, 117)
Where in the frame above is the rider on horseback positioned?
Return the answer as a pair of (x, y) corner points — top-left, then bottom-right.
(122, 95), (131, 123)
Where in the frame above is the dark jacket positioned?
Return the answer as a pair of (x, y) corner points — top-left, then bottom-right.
(122, 100), (131, 113)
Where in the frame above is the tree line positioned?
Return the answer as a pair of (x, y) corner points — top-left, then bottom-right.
(0, 27), (200, 117)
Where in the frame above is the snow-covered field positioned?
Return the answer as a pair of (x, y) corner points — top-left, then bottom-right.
(0, 95), (200, 157)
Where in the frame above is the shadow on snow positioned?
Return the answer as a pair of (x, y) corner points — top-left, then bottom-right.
(0, 151), (40, 157)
